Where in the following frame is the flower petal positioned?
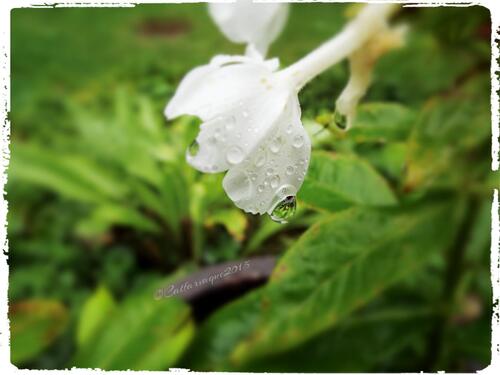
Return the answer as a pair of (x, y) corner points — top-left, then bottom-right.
(208, 1), (288, 56)
(222, 96), (311, 214)
(167, 56), (289, 173)
(165, 55), (279, 121)
(186, 86), (289, 173)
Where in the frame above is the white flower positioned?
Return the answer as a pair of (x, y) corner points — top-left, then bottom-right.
(166, 4), (399, 222)
(208, 0), (289, 58)
(165, 54), (310, 221)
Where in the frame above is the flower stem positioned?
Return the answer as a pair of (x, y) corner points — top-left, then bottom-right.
(278, 4), (399, 91)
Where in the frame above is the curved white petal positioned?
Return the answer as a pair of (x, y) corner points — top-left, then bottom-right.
(185, 87), (289, 173)
(208, 0), (289, 56)
(165, 55), (279, 121)
(166, 56), (290, 174)
(222, 96), (311, 215)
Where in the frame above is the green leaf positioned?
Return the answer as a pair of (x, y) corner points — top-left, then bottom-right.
(10, 300), (69, 365)
(299, 151), (397, 212)
(76, 204), (161, 236)
(240, 306), (435, 372)
(72, 276), (194, 370)
(76, 286), (116, 347)
(186, 202), (459, 370)
(9, 143), (127, 203)
(206, 209), (248, 242)
(404, 75), (491, 192)
(348, 102), (416, 142)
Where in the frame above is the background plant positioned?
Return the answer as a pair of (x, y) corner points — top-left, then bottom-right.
(8, 3), (495, 371)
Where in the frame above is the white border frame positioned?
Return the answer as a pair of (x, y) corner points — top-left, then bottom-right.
(0, 1), (498, 374)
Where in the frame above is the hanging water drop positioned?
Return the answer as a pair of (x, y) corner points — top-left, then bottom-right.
(269, 195), (296, 224)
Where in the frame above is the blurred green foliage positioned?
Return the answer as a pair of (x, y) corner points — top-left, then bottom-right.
(7, 2), (495, 372)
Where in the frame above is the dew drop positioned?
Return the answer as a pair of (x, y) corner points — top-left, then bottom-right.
(270, 175), (280, 188)
(286, 166), (295, 175)
(223, 171), (252, 202)
(257, 184), (265, 193)
(269, 137), (283, 153)
(266, 167), (274, 176)
(285, 124), (293, 134)
(292, 135), (304, 148)
(255, 148), (266, 167)
(269, 195), (296, 224)
(226, 146), (244, 165)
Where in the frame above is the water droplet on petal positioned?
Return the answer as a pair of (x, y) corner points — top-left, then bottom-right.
(269, 195), (296, 224)
(285, 124), (293, 134)
(254, 148), (266, 167)
(269, 137), (283, 153)
(226, 146), (244, 165)
(270, 175), (280, 188)
(257, 184), (265, 193)
(266, 168), (274, 176)
(223, 171), (252, 202)
(225, 116), (235, 130)
(286, 166), (295, 175)
(187, 140), (199, 157)
(292, 135), (304, 148)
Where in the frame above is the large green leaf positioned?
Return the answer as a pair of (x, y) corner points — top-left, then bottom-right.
(185, 202), (459, 370)
(404, 75), (491, 191)
(72, 277), (194, 370)
(76, 286), (116, 347)
(299, 151), (397, 212)
(239, 306), (435, 372)
(10, 300), (69, 366)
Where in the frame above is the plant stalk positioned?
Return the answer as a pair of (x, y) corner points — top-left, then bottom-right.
(277, 4), (399, 91)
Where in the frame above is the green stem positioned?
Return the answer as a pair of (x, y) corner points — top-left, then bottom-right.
(423, 195), (480, 370)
